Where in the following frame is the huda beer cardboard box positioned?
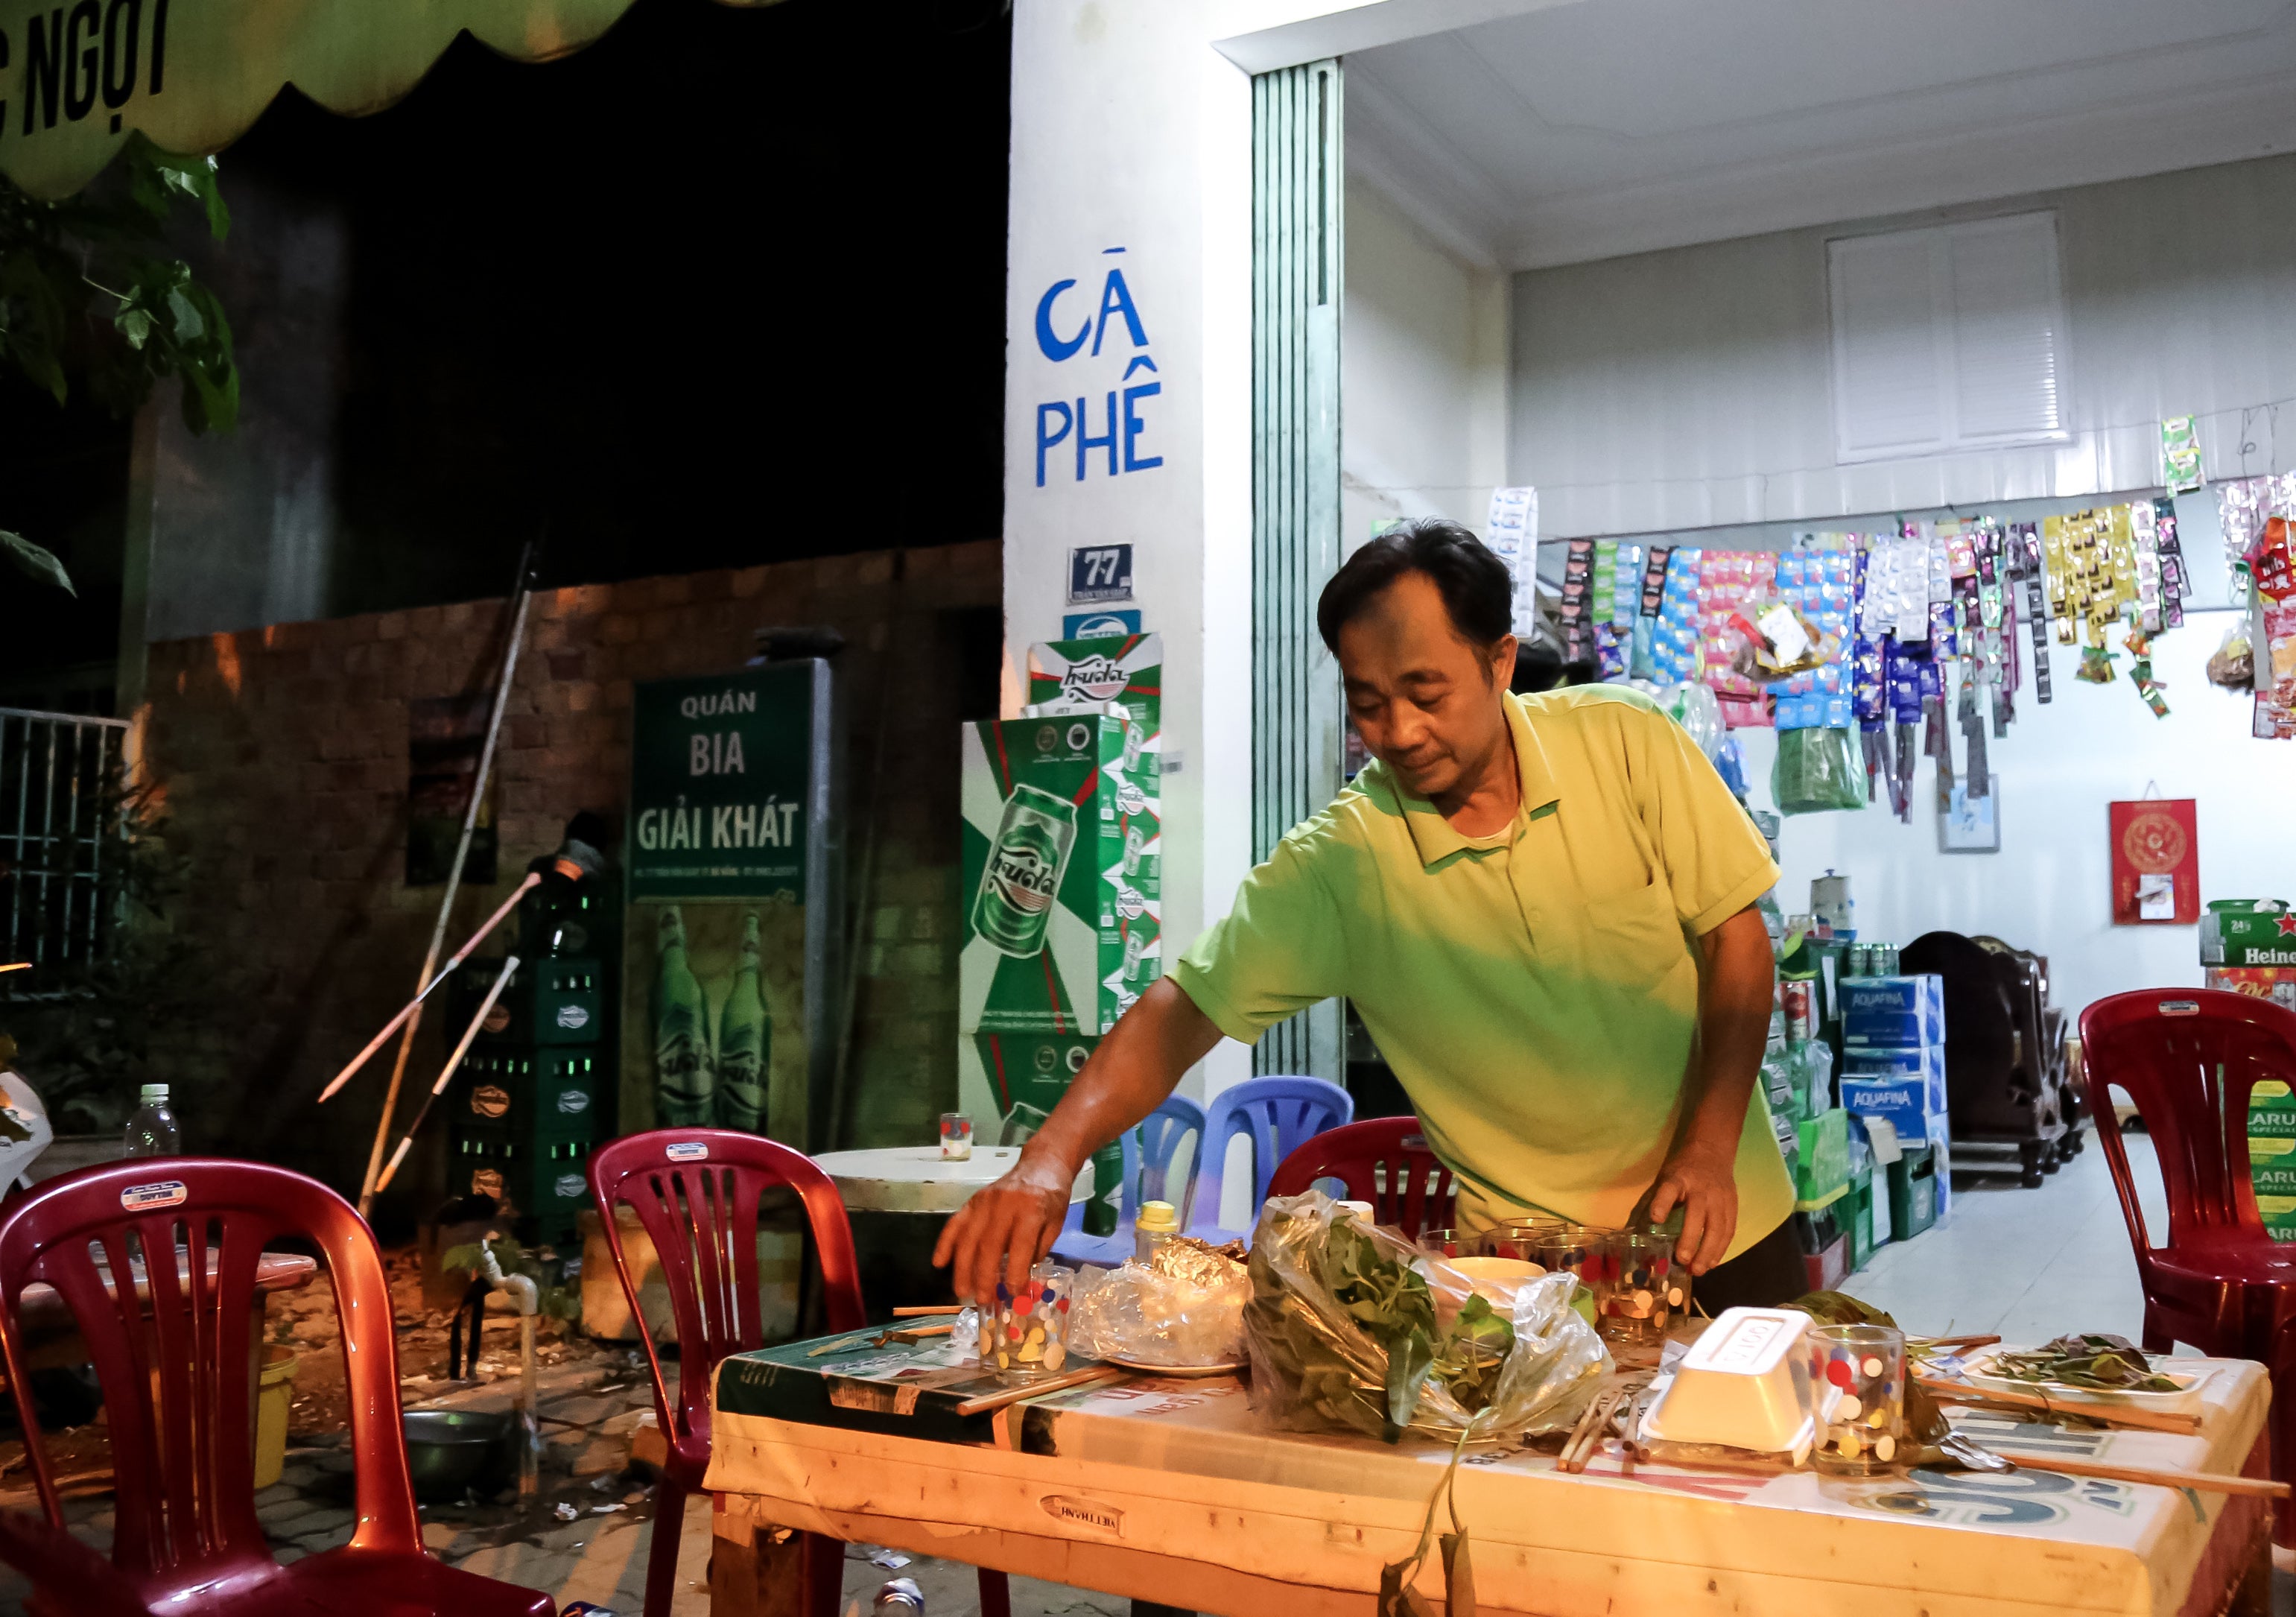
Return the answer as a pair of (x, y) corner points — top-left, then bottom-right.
(959, 634), (1162, 1040)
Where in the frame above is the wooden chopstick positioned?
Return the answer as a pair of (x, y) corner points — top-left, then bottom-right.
(953, 1364), (1126, 1417)
(1561, 1389), (1624, 1474)
(2001, 1454), (2287, 1499)
(892, 1305), (964, 1317)
(1916, 1375), (2201, 1434)
(891, 1323), (955, 1341)
(1917, 1334), (2002, 1351)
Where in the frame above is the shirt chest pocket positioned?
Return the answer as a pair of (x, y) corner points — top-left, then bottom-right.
(1580, 876), (1691, 994)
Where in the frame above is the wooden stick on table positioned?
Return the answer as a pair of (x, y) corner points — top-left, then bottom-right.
(1916, 1375), (2201, 1434)
(953, 1365), (1126, 1417)
(1561, 1389), (1626, 1475)
(2001, 1455), (2289, 1499)
(890, 1323), (955, 1342)
(892, 1305), (965, 1317)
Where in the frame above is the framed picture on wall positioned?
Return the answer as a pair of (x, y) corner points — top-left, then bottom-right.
(1939, 775), (2001, 854)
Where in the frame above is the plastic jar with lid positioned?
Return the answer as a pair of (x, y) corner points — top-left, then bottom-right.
(1134, 1199), (1180, 1261)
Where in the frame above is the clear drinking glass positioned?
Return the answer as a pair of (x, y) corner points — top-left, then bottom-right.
(1467, 1217), (1564, 1262)
(1524, 1225), (1624, 1319)
(939, 1112), (974, 1161)
(1417, 1228), (1468, 1259)
(984, 1262), (1074, 1385)
(1810, 1323), (1906, 1475)
(1601, 1231), (1687, 1345)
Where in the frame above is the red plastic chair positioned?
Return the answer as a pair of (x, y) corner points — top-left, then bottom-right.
(2079, 989), (2296, 1537)
(0, 1158), (554, 1617)
(589, 1130), (1011, 1617)
(1266, 1116), (1458, 1239)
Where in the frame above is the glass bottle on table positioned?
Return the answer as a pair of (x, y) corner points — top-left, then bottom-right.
(124, 1084), (179, 1158)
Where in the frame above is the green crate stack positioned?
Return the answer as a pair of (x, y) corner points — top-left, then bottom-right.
(446, 957), (607, 1246)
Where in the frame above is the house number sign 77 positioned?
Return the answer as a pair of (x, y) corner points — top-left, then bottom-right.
(1068, 545), (1135, 605)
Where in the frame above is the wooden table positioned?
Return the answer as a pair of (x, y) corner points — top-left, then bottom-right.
(808, 1147), (1092, 1215)
(703, 1334), (2271, 1617)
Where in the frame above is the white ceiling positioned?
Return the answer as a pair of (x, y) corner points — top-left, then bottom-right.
(1347, 0), (2296, 269)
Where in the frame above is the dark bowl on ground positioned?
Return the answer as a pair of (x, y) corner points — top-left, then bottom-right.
(402, 1408), (512, 1502)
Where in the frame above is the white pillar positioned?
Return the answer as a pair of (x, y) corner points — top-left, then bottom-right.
(1003, 0), (1258, 1097)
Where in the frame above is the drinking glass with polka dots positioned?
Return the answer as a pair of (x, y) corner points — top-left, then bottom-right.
(1600, 1230), (1688, 1346)
(1809, 1323), (1905, 1476)
(983, 1262), (1074, 1385)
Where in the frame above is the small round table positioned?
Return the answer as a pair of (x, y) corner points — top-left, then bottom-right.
(808, 1147), (1092, 1215)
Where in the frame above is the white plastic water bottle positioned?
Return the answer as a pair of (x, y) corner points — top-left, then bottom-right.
(123, 1084), (180, 1158)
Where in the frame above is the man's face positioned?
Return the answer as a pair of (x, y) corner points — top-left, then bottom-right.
(1336, 571), (1516, 803)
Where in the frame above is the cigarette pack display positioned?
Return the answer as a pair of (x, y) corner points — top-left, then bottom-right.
(960, 712), (1161, 1038)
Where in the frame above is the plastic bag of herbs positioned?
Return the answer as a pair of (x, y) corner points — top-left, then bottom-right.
(1243, 1191), (1608, 1443)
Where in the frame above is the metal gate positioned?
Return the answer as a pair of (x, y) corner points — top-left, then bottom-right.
(1250, 58), (1345, 1081)
(0, 708), (133, 985)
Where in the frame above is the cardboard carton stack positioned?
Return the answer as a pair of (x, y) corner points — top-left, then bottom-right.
(1839, 973), (1950, 1221)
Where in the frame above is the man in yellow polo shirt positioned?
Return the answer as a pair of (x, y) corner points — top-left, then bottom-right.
(938, 518), (1798, 1311)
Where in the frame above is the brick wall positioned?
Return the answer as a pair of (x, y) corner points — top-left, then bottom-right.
(137, 542), (1001, 1227)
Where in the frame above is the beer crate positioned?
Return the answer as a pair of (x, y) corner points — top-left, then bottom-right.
(958, 712), (1160, 1037)
(449, 1117), (597, 1247)
(447, 955), (606, 1047)
(2201, 899), (2296, 969)
(454, 1046), (606, 1139)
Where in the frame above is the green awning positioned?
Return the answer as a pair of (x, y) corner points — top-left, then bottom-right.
(0, 0), (774, 198)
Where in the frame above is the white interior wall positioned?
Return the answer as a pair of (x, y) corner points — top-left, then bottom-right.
(1512, 154), (2296, 542)
(1734, 625), (2296, 1022)
(1342, 175), (1510, 551)
(1489, 150), (2296, 1022)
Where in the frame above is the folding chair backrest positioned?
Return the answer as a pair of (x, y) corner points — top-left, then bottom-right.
(588, 1130), (862, 1470)
(1192, 1077), (1352, 1233)
(2079, 989), (2296, 1251)
(1266, 1117), (1456, 1239)
(0, 1159), (418, 1600)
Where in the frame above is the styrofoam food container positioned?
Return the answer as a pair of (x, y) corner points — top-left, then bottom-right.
(1448, 1256), (1546, 1299)
(1640, 1306), (1817, 1461)
(1958, 1349), (2215, 1416)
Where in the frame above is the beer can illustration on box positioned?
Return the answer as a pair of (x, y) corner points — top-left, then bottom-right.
(973, 784), (1079, 958)
(1122, 824), (1146, 876)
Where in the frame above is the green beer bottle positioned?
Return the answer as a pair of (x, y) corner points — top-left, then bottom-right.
(972, 783), (1078, 958)
(653, 905), (716, 1127)
(717, 911), (770, 1133)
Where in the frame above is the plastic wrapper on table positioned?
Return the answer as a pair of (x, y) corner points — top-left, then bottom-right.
(1068, 1244), (1252, 1367)
(1243, 1190), (1608, 1443)
(1772, 726), (1865, 814)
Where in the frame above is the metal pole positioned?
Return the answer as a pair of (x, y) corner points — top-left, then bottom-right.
(357, 543), (538, 1217)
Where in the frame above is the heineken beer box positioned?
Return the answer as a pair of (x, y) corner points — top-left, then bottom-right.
(2201, 899), (2296, 968)
(1025, 633), (1161, 738)
(960, 713), (1161, 1037)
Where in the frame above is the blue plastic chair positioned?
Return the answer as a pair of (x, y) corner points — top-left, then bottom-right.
(1050, 1092), (1207, 1267)
(1187, 1075), (1354, 1245)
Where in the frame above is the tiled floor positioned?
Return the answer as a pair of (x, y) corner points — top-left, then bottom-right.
(1851, 1129), (2167, 1346)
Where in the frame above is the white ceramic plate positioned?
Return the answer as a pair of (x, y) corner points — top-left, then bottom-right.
(1105, 1356), (1244, 1378)
(1957, 1349), (2214, 1416)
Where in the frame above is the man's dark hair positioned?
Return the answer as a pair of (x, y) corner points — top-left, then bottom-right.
(1316, 517), (1515, 654)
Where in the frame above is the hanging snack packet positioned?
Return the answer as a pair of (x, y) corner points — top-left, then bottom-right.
(2161, 414), (2204, 495)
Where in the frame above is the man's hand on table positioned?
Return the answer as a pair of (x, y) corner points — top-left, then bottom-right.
(932, 1145), (1079, 1303)
(1646, 1140), (1738, 1276)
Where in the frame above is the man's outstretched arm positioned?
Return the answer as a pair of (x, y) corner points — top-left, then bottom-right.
(932, 978), (1224, 1303)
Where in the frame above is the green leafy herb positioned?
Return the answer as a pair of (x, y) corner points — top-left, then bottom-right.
(1989, 1333), (2181, 1393)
